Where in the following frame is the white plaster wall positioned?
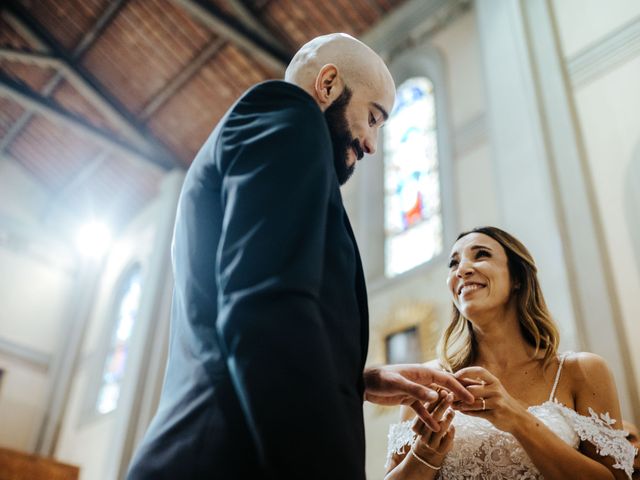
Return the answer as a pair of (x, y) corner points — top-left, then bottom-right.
(363, 263), (452, 478)
(354, 9), (496, 479)
(0, 160), (77, 451)
(0, 246), (74, 353)
(55, 359), (119, 480)
(0, 159), (72, 355)
(573, 55), (640, 412)
(55, 198), (160, 480)
(452, 143), (499, 231)
(430, 11), (485, 129)
(551, 0), (640, 58)
(0, 355), (48, 450)
(0, 160), (48, 222)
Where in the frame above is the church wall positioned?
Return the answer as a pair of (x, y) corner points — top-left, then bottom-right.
(552, 0), (640, 419)
(0, 161), (76, 452)
(53, 197), (160, 480)
(350, 10), (498, 478)
(358, 2), (640, 477)
(551, 0), (640, 57)
(574, 57), (640, 418)
(0, 161), (50, 221)
(53, 170), (183, 480)
(0, 354), (49, 450)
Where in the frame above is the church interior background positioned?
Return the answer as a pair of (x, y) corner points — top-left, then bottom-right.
(0, 0), (639, 478)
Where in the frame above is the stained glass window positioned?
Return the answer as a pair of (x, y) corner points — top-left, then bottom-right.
(384, 77), (442, 277)
(96, 264), (142, 414)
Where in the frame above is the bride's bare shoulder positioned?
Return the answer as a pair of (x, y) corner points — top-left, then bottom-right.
(562, 352), (621, 419)
(562, 351), (612, 384)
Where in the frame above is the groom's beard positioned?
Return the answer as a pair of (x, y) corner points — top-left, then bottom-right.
(324, 86), (363, 186)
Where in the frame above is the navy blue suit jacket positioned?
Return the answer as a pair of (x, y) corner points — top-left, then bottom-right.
(127, 81), (370, 479)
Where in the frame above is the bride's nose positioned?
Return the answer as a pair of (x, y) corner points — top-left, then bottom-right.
(456, 259), (474, 278)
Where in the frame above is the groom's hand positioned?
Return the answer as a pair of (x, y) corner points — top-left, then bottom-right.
(363, 364), (474, 431)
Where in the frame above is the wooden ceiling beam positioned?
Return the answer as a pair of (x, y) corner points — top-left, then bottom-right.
(139, 37), (226, 120)
(0, 46), (158, 157)
(0, 2), (128, 158)
(0, 72), (174, 171)
(3, 2), (178, 167)
(72, 0), (128, 58)
(0, 47), (61, 67)
(225, 0), (289, 53)
(168, 0), (290, 74)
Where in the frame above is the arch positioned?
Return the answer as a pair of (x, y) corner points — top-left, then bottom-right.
(382, 44), (456, 279)
(95, 262), (143, 415)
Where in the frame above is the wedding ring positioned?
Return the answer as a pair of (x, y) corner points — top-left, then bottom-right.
(481, 398), (486, 411)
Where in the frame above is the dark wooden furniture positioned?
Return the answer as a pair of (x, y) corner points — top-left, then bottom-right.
(0, 447), (79, 480)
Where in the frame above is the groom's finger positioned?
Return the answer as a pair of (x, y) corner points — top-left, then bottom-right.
(429, 370), (474, 404)
(394, 374), (439, 403)
(432, 392), (453, 421)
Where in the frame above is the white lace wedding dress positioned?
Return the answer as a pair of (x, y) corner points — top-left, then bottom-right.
(386, 354), (637, 479)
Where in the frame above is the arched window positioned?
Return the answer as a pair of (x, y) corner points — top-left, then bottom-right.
(384, 76), (443, 277)
(96, 263), (143, 414)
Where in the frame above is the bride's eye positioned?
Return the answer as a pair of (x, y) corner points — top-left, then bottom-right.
(448, 258), (459, 268)
(476, 250), (490, 259)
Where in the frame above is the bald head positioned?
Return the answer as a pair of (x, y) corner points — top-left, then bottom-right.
(284, 34), (395, 185)
(285, 33), (395, 108)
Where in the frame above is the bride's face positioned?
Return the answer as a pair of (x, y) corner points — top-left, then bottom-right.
(447, 233), (514, 320)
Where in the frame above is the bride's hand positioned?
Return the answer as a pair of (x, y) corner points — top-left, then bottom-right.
(451, 366), (529, 433)
(411, 390), (456, 470)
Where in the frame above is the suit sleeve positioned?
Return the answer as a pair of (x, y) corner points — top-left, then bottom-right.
(215, 90), (363, 479)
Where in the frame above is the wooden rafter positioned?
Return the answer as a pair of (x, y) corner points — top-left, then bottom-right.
(225, 0), (289, 52)
(3, 2), (178, 168)
(0, 71), (173, 170)
(168, 0), (291, 74)
(139, 37), (227, 120)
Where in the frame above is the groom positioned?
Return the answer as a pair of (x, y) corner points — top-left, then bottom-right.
(127, 33), (472, 480)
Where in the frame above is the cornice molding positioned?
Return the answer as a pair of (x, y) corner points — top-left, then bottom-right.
(0, 336), (50, 372)
(567, 15), (640, 88)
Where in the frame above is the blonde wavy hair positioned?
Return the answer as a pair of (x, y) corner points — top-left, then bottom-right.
(437, 226), (559, 372)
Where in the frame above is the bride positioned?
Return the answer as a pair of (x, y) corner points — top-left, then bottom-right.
(385, 226), (636, 479)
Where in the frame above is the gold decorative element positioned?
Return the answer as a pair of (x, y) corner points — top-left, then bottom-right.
(370, 301), (440, 416)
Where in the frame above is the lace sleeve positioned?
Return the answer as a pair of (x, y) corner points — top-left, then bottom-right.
(557, 403), (637, 479)
(386, 420), (416, 469)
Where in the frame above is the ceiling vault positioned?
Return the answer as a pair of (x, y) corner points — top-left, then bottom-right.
(3, 1), (179, 168)
(0, 71), (173, 170)
(167, 0), (292, 74)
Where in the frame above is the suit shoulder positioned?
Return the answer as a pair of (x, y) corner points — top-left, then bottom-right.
(234, 81), (324, 126)
(242, 80), (317, 106)
(214, 81), (332, 181)
(221, 81), (329, 155)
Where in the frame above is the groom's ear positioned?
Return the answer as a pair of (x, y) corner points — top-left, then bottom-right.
(314, 64), (343, 108)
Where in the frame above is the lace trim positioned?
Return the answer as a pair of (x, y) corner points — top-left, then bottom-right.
(552, 401), (637, 478)
(385, 420), (415, 468)
(385, 402), (638, 479)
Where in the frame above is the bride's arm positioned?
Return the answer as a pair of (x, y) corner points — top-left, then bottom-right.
(455, 354), (629, 480)
(514, 353), (629, 479)
(385, 392), (455, 480)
